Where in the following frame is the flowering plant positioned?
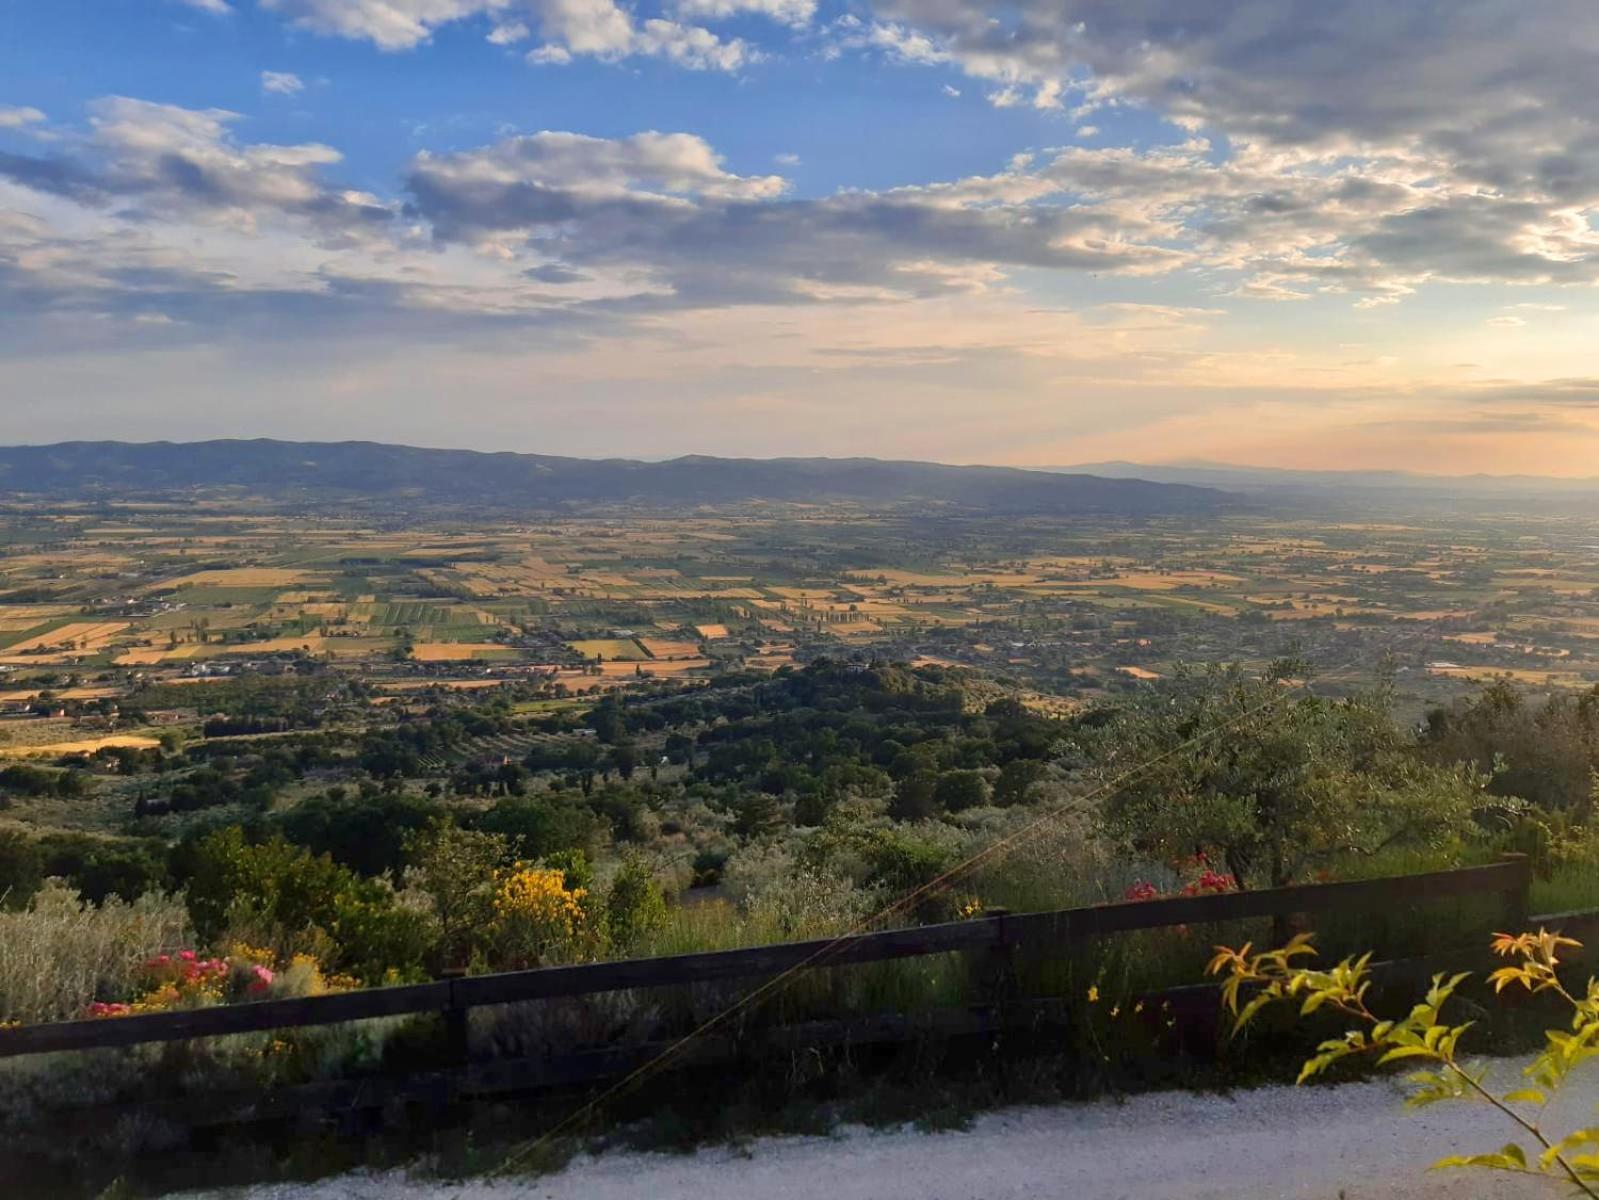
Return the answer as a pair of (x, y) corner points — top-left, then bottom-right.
(489, 863), (591, 968)
(85, 945), (279, 1018)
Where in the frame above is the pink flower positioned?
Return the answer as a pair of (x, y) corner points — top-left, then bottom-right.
(178, 950), (196, 962)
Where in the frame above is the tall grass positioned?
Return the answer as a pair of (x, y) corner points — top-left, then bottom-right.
(0, 880), (191, 1024)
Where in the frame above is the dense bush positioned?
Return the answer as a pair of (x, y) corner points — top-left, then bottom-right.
(0, 830), (44, 910)
(1422, 679), (1599, 813)
(182, 828), (432, 984)
(0, 764), (86, 799)
(37, 835), (169, 904)
(467, 795), (603, 862)
(276, 790), (442, 877)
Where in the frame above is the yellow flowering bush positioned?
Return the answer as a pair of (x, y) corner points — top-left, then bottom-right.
(489, 863), (591, 968)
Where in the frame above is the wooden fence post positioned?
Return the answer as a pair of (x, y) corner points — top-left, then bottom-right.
(1498, 853), (1531, 933)
(439, 967), (469, 1066)
(973, 908), (1018, 1017)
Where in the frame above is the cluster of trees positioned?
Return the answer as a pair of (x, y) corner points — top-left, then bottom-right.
(11, 658), (1599, 970)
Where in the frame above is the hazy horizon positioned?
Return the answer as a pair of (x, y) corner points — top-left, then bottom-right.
(7, 435), (1599, 486)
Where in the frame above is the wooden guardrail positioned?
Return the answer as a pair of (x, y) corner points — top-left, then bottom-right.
(0, 856), (1532, 1060)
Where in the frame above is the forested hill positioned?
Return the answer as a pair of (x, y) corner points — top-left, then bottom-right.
(0, 440), (1230, 515)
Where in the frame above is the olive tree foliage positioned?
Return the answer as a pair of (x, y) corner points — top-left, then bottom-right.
(1082, 663), (1504, 888)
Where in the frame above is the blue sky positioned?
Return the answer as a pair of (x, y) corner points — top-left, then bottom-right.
(2, 1), (1597, 473)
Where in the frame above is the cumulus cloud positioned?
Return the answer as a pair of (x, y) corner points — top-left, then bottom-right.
(71, 98), (391, 231)
(260, 71), (306, 95)
(487, 19), (529, 42)
(823, 0), (1599, 303)
(670, 0), (815, 28)
(175, 0), (232, 12)
(863, 0), (1597, 155)
(258, 0), (506, 49)
(3, 82), (1593, 385)
(258, 0), (752, 69)
(0, 106), (46, 129)
(1, 101), (1195, 355)
(405, 129), (1182, 308)
(0, 98), (409, 343)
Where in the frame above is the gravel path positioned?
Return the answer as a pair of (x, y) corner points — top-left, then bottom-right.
(186, 1064), (1594, 1200)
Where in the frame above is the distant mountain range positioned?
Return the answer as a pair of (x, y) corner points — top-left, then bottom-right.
(0, 440), (1230, 515)
(1056, 461), (1599, 499)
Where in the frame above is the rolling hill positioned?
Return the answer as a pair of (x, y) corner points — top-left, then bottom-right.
(0, 441), (1231, 515)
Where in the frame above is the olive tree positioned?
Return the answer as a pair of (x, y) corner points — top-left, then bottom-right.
(1086, 664), (1503, 889)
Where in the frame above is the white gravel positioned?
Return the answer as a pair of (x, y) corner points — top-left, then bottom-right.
(185, 1062), (1592, 1200)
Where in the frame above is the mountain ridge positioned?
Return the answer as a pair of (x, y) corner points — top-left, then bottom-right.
(0, 440), (1230, 515)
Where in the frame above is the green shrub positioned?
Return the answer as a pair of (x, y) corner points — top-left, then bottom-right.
(183, 827), (432, 984)
(277, 790), (441, 877)
(468, 795), (602, 862)
(603, 854), (668, 953)
(0, 830), (44, 911)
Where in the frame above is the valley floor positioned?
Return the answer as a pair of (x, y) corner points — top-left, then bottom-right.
(182, 1059), (1582, 1200)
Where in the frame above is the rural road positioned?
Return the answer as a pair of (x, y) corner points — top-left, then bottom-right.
(187, 1058), (1598, 1200)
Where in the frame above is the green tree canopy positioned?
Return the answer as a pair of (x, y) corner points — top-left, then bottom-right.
(1087, 664), (1502, 889)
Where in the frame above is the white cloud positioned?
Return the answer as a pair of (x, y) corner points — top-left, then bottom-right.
(174, 0), (232, 12)
(257, 0), (752, 69)
(671, 0), (816, 28)
(258, 1), (507, 50)
(0, 106), (46, 129)
(774, 152), (800, 166)
(941, 84), (960, 98)
(260, 71), (306, 96)
(487, 19), (529, 42)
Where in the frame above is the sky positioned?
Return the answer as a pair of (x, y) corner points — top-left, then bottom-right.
(2, 1), (1598, 474)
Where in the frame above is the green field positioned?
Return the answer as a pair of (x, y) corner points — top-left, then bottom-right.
(567, 637), (648, 660)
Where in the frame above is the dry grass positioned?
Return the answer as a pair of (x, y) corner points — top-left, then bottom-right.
(0, 734), (162, 759)
(410, 642), (488, 662)
(695, 623), (731, 639)
(5, 622), (128, 654)
(160, 568), (318, 589)
(595, 658), (711, 677)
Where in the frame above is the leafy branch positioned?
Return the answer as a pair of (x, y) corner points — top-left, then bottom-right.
(1208, 929), (1599, 1196)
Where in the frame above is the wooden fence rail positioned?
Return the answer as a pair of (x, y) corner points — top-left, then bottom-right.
(0, 857), (1532, 1060)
